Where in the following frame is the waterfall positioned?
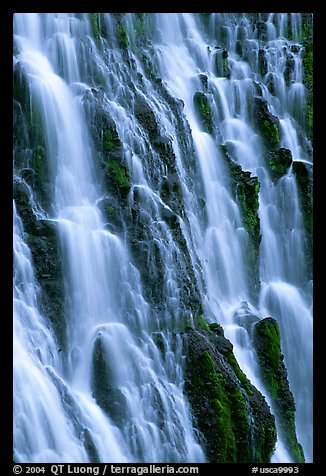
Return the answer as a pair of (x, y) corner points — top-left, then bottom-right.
(13, 13), (313, 463)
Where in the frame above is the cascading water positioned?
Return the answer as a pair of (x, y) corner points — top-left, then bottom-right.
(13, 13), (313, 463)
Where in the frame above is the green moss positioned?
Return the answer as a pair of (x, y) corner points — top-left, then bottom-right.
(226, 351), (253, 396)
(195, 312), (210, 332)
(236, 178), (261, 287)
(255, 98), (280, 151)
(193, 91), (213, 134)
(221, 145), (261, 293)
(198, 350), (251, 462)
(262, 119), (280, 149)
(117, 24), (129, 50)
(256, 318), (280, 370)
(253, 318), (305, 463)
(254, 423), (277, 463)
(108, 160), (131, 193)
(90, 13), (100, 43)
(222, 49), (229, 77)
(184, 327), (277, 463)
(268, 148), (293, 181)
(201, 351), (237, 462)
(208, 322), (222, 333)
(302, 14), (313, 43)
(104, 204), (116, 219)
(103, 129), (120, 152)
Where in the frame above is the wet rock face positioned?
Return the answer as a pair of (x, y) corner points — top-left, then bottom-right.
(13, 179), (66, 350)
(183, 323), (277, 463)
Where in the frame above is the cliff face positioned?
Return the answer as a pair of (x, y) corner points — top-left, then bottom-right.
(13, 13), (312, 463)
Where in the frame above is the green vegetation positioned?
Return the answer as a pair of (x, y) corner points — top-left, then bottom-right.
(253, 318), (305, 463)
(108, 160), (131, 193)
(194, 311), (210, 332)
(237, 179), (260, 244)
(199, 350), (250, 462)
(237, 177), (261, 287)
(253, 423), (277, 463)
(262, 119), (280, 150)
(221, 145), (261, 293)
(103, 129), (121, 152)
(268, 148), (293, 181)
(193, 91), (213, 134)
(104, 203), (116, 219)
(226, 350), (253, 396)
(90, 13), (100, 43)
(117, 24), (129, 50)
(255, 98), (280, 150)
(222, 49), (229, 77)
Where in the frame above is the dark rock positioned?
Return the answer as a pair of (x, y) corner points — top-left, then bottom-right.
(256, 21), (268, 41)
(258, 49), (268, 77)
(284, 54), (295, 87)
(134, 93), (160, 141)
(233, 301), (260, 331)
(292, 161), (313, 274)
(13, 180), (66, 349)
(91, 334), (127, 427)
(197, 73), (208, 91)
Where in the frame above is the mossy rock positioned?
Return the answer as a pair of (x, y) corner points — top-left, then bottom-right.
(253, 317), (305, 463)
(193, 91), (214, 134)
(268, 147), (293, 181)
(117, 24), (129, 50)
(102, 128), (121, 153)
(213, 47), (230, 79)
(194, 309), (210, 332)
(255, 97), (280, 150)
(221, 145), (261, 294)
(107, 159), (131, 196)
(89, 13), (100, 43)
(183, 325), (276, 463)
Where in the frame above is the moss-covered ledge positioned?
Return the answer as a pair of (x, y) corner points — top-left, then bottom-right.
(254, 97), (280, 151)
(221, 145), (261, 295)
(182, 322), (276, 463)
(193, 91), (214, 134)
(253, 317), (305, 463)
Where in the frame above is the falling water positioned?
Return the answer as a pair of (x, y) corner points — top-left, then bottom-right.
(13, 13), (313, 463)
